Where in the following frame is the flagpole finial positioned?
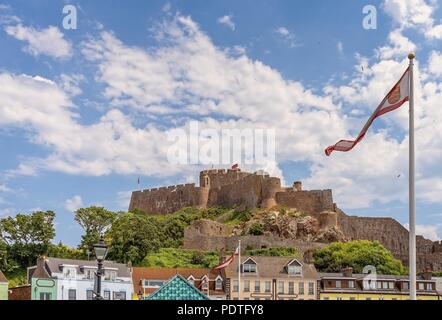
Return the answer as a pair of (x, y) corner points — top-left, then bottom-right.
(408, 52), (415, 60)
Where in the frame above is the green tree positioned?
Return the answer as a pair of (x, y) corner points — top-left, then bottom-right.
(0, 211), (56, 267)
(313, 240), (406, 275)
(74, 206), (117, 254)
(106, 212), (163, 264)
(248, 223), (264, 236)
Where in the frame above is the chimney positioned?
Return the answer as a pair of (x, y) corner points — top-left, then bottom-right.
(421, 267), (432, 280)
(37, 256), (46, 269)
(293, 181), (302, 192)
(342, 267), (353, 278)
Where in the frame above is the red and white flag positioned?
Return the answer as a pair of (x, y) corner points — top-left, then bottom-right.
(325, 67), (410, 156)
(213, 246), (240, 271)
(231, 164), (239, 170)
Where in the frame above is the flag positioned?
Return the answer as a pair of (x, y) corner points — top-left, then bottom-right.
(213, 246), (240, 271)
(231, 164), (239, 170)
(325, 67), (410, 156)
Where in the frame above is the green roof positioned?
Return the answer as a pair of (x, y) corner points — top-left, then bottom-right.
(147, 274), (209, 300)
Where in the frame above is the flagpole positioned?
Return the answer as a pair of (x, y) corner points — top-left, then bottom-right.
(408, 52), (416, 301)
(238, 240), (241, 300)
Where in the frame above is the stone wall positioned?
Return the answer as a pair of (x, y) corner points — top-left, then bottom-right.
(128, 183), (208, 215)
(337, 211), (442, 271)
(275, 189), (335, 215)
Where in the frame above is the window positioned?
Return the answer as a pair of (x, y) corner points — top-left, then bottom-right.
(348, 280), (354, 288)
(144, 280), (165, 288)
(242, 263), (257, 273)
(388, 282), (394, 290)
(215, 278), (223, 291)
(233, 280), (239, 292)
(104, 290), (111, 300)
(278, 281), (284, 294)
(418, 283), (424, 291)
(188, 279), (195, 286)
(308, 282), (314, 295)
(84, 269), (95, 280)
(86, 290), (94, 300)
(104, 270), (117, 281)
(244, 280), (250, 292)
(287, 266), (302, 276)
(428, 283), (433, 290)
(254, 281), (260, 293)
(288, 282), (294, 294)
(40, 292), (52, 300)
(113, 291), (126, 300)
(335, 280), (341, 288)
(403, 282), (409, 290)
(63, 266), (76, 279)
(298, 282), (304, 295)
(202, 281), (209, 290)
(382, 282), (388, 289)
(68, 289), (76, 300)
(265, 281), (271, 293)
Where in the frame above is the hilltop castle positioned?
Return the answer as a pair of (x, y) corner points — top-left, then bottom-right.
(129, 168), (335, 215)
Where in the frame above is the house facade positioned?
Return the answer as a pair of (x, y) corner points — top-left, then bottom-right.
(0, 269), (8, 300)
(224, 256), (319, 300)
(319, 268), (440, 300)
(132, 267), (225, 300)
(28, 256), (133, 300)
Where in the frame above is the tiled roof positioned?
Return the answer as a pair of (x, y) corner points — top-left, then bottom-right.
(132, 267), (220, 296)
(147, 274), (209, 300)
(44, 257), (131, 278)
(225, 256), (319, 279)
(0, 269), (8, 283)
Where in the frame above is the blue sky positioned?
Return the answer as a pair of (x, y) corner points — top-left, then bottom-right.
(1, 0), (442, 246)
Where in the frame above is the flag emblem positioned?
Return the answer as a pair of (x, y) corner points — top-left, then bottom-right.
(388, 85), (401, 104)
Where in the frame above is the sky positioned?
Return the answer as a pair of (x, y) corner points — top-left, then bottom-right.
(0, 0), (442, 246)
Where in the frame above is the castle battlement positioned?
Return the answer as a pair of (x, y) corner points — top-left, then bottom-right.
(129, 168), (335, 216)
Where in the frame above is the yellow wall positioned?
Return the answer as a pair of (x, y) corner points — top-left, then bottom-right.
(320, 292), (440, 300)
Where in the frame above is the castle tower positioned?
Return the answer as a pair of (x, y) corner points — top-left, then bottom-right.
(293, 181), (302, 192)
(261, 177), (281, 209)
(200, 172), (210, 188)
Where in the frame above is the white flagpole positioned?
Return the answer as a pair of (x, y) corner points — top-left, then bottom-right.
(408, 52), (417, 300)
(238, 240), (241, 300)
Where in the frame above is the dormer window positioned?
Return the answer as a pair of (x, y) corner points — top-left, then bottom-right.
(286, 259), (302, 276)
(63, 266), (76, 279)
(84, 268), (96, 280)
(187, 276), (195, 286)
(242, 258), (257, 273)
(201, 276), (209, 290)
(104, 270), (117, 281)
(215, 276), (223, 290)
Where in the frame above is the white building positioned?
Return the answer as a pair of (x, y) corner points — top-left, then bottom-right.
(28, 257), (133, 300)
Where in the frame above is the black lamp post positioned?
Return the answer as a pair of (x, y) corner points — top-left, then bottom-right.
(93, 234), (108, 300)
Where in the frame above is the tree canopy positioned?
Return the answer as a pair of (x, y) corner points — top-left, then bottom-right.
(313, 240), (406, 275)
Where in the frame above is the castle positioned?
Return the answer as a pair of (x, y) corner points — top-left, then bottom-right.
(129, 168), (442, 272)
(129, 168), (335, 215)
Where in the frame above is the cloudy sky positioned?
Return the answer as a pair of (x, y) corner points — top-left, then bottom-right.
(0, 0), (442, 245)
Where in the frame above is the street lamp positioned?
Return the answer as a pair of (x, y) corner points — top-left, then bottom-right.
(93, 234), (108, 300)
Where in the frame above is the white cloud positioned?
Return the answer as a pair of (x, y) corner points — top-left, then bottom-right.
(217, 15), (235, 31)
(275, 27), (301, 48)
(428, 51), (442, 76)
(337, 41), (344, 55)
(4, 24), (72, 59)
(117, 191), (132, 210)
(404, 223), (441, 241)
(65, 195), (83, 212)
(376, 29), (416, 60)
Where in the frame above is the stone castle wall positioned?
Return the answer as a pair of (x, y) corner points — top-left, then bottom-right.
(129, 169), (334, 215)
(337, 211), (442, 271)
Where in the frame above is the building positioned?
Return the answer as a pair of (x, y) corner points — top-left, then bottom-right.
(0, 269), (8, 300)
(147, 274), (210, 300)
(28, 256), (133, 300)
(129, 168), (334, 216)
(132, 267), (225, 300)
(8, 285), (31, 300)
(224, 256), (319, 300)
(319, 268), (440, 300)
